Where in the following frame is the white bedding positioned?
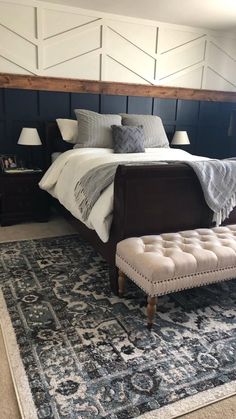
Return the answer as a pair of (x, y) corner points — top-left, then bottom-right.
(39, 148), (208, 242)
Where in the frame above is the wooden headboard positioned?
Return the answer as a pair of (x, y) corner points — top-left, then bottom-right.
(44, 121), (73, 168)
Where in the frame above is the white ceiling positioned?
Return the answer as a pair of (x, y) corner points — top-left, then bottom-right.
(41, 0), (236, 31)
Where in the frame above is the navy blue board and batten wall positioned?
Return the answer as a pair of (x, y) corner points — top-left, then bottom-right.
(0, 87), (235, 168)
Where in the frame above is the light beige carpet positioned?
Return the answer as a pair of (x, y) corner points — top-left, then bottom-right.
(0, 216), (236, 419)
(0, 326), (21, 419)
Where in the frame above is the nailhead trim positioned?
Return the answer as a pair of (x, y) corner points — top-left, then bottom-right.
(116, 258), (236, 298)
(117, 263), (235, 297)
(116, 253), (236, 285)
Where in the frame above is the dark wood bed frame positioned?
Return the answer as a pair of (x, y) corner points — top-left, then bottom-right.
(45, 122), (236, 294)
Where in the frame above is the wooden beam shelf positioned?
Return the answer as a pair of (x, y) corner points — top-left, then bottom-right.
(0, 72), (235, 102)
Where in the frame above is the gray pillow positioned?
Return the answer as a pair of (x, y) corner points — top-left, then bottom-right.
(74, 109), (121, 148)
(111, 125), (145, 153)
(121, 114), (169, 148)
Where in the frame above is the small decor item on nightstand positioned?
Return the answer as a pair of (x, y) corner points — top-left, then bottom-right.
(18, 127), (42, 169)
(171, 131), (190, 145)
(0, 154), (18, 172)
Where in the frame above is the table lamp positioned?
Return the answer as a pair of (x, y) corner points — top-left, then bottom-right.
(18, 128), (42, 168)
(171, 131), (190, 145)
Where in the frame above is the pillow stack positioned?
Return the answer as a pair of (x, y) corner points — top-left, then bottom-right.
(56, 109), (169, 152)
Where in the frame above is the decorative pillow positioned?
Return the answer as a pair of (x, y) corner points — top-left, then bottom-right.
(111, 125), (145, 153)
(120, 114), (169, 148)
(74, 109), (121, 148)
(56, 119), (78, 144)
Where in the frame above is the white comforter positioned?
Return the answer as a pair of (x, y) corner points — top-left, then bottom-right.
(39, 148), (208, 242)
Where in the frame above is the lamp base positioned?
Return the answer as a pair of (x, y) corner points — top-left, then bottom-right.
(24, 147), (38, 170)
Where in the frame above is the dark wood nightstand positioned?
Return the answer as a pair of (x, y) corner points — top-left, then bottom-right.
(0, 171), (49, 226)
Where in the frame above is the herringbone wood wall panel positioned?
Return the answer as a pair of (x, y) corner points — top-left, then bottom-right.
(0, 0), (235, 91)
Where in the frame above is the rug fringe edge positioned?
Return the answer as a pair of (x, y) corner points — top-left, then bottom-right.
(138, 381), (236, 418)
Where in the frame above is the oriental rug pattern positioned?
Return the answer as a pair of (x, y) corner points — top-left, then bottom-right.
(0, 235), (236, 419)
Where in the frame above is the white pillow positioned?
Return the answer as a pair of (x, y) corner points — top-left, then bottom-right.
(56, 119), (78, 144)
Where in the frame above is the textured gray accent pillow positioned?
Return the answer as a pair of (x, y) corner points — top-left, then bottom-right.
(111, 125), (145, 153)
(74, 109), (122, 148)
(121, 114), (169, 148)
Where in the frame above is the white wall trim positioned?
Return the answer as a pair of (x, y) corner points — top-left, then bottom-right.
(0, 0), (235, 91)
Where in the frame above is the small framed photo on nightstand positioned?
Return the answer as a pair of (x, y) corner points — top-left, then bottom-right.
(0, 154), (18, 172)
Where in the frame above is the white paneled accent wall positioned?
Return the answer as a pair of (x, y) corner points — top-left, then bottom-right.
(0, 0), (235, 91)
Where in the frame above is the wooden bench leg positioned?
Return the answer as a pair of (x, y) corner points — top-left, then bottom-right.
(147, 296), (157, 329)
(118, 269), (126, 297)
(109, 265), (119, 295)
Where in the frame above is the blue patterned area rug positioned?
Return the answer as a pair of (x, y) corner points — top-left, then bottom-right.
(0, 235), (236, 419)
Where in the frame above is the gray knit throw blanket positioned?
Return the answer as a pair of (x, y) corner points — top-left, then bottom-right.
(186, 159), (236, 225)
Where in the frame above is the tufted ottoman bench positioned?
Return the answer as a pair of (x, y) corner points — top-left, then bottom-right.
(116, 225), (236, 328)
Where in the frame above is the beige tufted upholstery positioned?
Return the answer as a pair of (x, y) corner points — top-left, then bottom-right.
(116, 225), (236, 297)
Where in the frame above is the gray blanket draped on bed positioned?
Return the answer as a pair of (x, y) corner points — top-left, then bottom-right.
(74, 159), (236, 225)
(186, 159), (236, 225)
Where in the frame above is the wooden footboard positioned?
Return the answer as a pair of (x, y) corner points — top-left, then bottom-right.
(112, 163), (213, 238)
